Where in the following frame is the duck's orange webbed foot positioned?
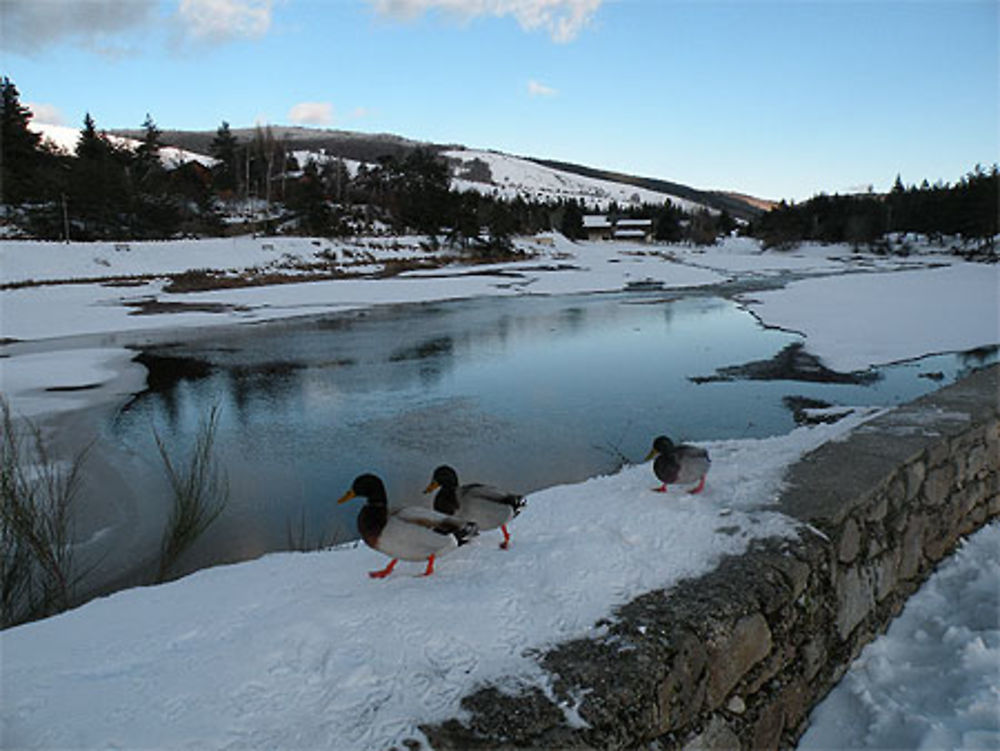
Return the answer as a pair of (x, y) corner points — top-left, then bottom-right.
(369, 559), (398, 579)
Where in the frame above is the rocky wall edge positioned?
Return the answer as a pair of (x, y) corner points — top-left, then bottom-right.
(421, 364), (1000, 750)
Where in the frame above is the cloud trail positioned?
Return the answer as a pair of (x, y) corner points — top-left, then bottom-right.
(367, 0), (602, 42)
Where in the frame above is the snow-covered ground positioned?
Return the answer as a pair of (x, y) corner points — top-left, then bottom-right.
(741, 263), (1000, 372)
(0, 410), (878, 750)
(800, 520), (1000, 751)
(0, 232), (997, 749)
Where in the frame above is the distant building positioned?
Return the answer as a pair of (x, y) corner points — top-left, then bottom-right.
(583, 214), (613, 241)
(583, 215), (653, 243)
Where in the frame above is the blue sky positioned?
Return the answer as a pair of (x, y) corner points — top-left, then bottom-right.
(3, 0), (997, 200)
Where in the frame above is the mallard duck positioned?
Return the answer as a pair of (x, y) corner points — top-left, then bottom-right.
(337, 473), (478, 578)
(424, 465), (525, 549)
(645, 435), (710, 494)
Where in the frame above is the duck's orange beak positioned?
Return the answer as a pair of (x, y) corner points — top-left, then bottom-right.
(337, 489), (356, 504)
(644, 448), (657, 461)
(423, 480), (440, 494)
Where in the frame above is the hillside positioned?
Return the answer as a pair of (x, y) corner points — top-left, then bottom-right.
(109, 125), (767, 217)
(527, 156), (771, 219)
(112, 125), (427, 166)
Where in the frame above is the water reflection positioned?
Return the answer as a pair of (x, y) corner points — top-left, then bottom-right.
(108, 292), (997, 577)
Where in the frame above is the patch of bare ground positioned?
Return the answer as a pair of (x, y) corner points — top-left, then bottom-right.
(1, 249), (538, 294)
(123, 299), (254, 316)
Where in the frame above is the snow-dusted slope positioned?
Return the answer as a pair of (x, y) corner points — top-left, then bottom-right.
(26, 120), (708, 210)
(28, 122), (217, 168)
(446, 147), (707, 212)
(0, 412), (881, 751)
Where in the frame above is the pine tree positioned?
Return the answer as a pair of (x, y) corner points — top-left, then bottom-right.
(75, 113), (107, 161)
(135, 113), (164, 184)
(69, 112), (131, 238)
(1, 76), (44, 204)
(210, 121), (239, 194)
(559, 199), (584, 240)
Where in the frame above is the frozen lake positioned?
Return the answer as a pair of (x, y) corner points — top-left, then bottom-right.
(102, 290), (994, 577)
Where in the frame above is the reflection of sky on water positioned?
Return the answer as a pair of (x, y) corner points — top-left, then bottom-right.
(108, 292), (997, 576)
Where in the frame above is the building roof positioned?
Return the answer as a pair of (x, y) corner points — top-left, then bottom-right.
(616, 218), (653, 227)
(583, 215), (612, 228)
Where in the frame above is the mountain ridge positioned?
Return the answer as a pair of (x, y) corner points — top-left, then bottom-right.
(110, 125), (770, 219)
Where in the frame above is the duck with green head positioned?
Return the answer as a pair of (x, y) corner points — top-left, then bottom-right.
(337, 473), (478, 578)
(424, 465), (525, 550)
(645, 435), (710, 494)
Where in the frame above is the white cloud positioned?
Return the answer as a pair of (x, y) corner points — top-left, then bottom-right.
(1, 0), (157, 54)
(289, 102), (334, 126)
(3, 0), (275, 54)
(366, 0), (602, 43)
(25, 102), (65, 126)
(177, 0), (273, 41)
(527, 79), (557, 97)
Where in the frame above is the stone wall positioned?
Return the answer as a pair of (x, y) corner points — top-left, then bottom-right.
(423, 364), (999, 750)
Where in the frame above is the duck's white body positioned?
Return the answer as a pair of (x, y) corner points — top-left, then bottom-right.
(426, 466), (525, 549)
(338, 474), (477, 578)
(376, 507), (468, 562)
(452, 484), (520, 531)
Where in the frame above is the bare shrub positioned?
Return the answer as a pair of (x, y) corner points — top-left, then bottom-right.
(0, 399), (88, 627)
(154, 406), (229, 582)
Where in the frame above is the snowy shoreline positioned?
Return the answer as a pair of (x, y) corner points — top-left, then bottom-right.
(0, 234), (997, 749)
(2, 233), (996, 421)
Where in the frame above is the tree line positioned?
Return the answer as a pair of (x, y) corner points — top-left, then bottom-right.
(3, 76), (994, 254)
(749, 168), (998, 256)
(0, 77), (734, 250)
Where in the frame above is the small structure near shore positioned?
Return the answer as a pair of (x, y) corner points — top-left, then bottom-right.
(583, 214), (653, 243)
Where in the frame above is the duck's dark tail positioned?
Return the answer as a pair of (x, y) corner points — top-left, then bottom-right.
(432, 517), (479, 545)
(454, 521), (479, 546)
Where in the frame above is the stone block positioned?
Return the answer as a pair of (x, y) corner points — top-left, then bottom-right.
(751, 701), (785, 750)
(924, 464), (955, 507)
(959, 481), (983, 517)
(866, 527), (887, 558)
(681, 716), (740, 751)
(873, 550), (899, 602)
(927, 441), (951, 469)
(905, 461), (926, 502)
(967, 444), (989, 479)
(899, 514), (927, 580)
(746, 644), (795, 696)
(838, 518), (862, 563)
(656, 632), (708, 733)
(777, 677), (812, 734)
(766, 554), (812, 601)
(868, 493), (889, 522)
(836, 565), (875, 639)
(705, 614), (773, 709)
(801, 638), (827, 682)
(923, 520), (952, 563)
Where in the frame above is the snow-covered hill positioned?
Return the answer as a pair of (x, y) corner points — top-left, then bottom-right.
(445, 147), (708, 211)
(28, 122), (217, 169)
(28, 120), (717, 212)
